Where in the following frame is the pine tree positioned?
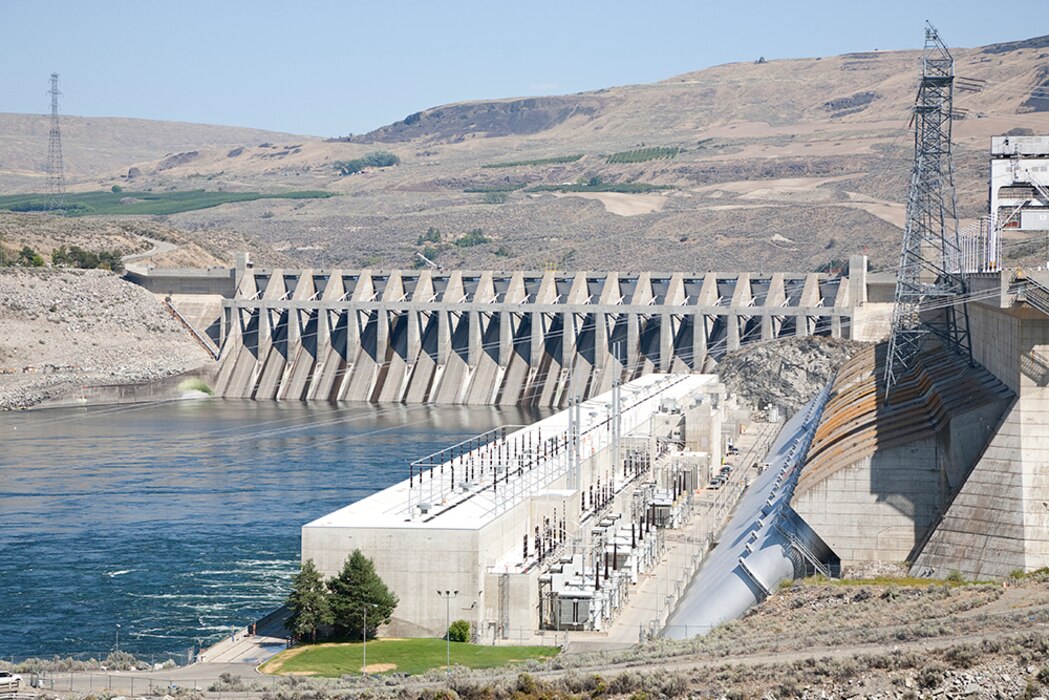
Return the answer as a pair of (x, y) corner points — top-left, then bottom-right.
(286, 559), (333, 642)
(327, 549), (399, 640)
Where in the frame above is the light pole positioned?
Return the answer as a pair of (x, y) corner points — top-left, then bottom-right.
(115, 624), (121, 653)
(362, 602), (377, 675)
(436, 590), (459, 674)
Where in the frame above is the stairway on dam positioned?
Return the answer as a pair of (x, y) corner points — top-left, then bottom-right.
(212, 266), (863, 406)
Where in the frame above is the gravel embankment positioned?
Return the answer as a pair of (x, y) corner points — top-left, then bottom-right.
(0, 268), (212, 409)
(717, 336), (868, 415)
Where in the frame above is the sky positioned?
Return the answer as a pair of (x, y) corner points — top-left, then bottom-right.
(0, 0), (1043, 137)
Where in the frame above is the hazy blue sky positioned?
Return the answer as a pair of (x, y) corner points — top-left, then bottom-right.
(0, 1), (1041, 136)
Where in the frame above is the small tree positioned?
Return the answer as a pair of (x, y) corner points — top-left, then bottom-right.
(327, 549), (398, 640)
(448, 619), (471, 642)
(18, 246), (44, 267)
(286, 559), (333, 642)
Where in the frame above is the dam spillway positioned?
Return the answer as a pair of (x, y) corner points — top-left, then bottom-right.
(213, 263), (866, 405)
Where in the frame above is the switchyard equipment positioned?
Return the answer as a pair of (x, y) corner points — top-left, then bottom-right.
(884, 23), (972, 402)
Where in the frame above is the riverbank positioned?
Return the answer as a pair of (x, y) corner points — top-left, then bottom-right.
(0, 268), (213, 409)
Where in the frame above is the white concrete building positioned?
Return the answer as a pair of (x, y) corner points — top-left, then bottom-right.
(990, 135), (1049, 234)
(301, 373), (732, 640)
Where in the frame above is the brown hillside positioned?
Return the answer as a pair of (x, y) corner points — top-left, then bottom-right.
(1, 36), (1047, 273)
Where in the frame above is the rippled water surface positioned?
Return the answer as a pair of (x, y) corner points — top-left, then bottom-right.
(0, 399), (542, 661)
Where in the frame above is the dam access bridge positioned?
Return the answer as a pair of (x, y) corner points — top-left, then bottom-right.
(200, 256), (875, 405)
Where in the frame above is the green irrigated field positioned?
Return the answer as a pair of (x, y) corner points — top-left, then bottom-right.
(0, 189), (332, 217)
(260, 638), (559, 677)
(482, 154), (583, 169)
(606, 146), (680, 164)
(527, 182), (671, 194)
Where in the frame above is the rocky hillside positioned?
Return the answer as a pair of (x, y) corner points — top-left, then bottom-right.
(0, 269), (212, 409)
(0, 212), (295, 270)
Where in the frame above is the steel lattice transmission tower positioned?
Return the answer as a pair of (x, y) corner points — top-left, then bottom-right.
(46, 72), (66, 211)
(883, 23), (972, 403)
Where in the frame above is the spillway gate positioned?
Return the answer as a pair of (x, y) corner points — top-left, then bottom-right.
(214, 268), (861, 405)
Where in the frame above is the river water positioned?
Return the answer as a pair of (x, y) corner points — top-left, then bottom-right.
(0, 398), (544, 662)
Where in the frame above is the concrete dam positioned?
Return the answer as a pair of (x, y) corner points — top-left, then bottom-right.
(211, 260), (870, 405)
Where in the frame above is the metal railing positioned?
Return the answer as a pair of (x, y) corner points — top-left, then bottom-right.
(401, 376), (691, 520)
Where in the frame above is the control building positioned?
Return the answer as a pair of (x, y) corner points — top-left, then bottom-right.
(990, 135), (1049, 234)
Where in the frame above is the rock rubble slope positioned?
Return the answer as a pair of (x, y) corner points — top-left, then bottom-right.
(0, 269), (212, 409)
(717, 336), (867, 415)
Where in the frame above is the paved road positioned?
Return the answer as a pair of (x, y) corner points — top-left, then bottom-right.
(121, 235), (177, 266)
(198, 609), (290, 665)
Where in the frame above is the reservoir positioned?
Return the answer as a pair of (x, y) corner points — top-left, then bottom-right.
(0, 399), (544, 661)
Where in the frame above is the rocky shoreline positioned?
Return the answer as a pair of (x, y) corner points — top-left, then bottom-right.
(0, 268), (212, 410)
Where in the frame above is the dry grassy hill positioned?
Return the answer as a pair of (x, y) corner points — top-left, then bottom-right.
(1, 35), (1047, 273)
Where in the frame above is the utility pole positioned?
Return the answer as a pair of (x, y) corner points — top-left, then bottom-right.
(884, 23), (972, 402)
(612, 341), (622, 480)
(361, 603), (376, 674)
(46, 73), (66, 211)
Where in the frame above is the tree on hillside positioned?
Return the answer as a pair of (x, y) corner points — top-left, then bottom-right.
(286, 560), (333, 642)
(327, 549), (398, 641)
(18, 246), (44, 267)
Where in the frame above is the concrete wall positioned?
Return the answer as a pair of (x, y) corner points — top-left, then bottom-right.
(301, 525), (484, 637)
(914, 300), (1049, 577)
(124, 268), (237, 297)
(850, 303), (895, 342)
(794, 399), (1007, 567)
(795, 444), (938, 564)
(34, 365), (219, 410)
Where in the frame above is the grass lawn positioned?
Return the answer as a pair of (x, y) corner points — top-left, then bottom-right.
(0, 189), (332, 216)
(259, 638), (559, 677)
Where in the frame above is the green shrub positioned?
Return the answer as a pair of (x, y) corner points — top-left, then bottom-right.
(52, 244), (125, 273)
(17, 246), (44, 267)
(482, 191), (508, 204)
(918, 664), (945, 688)
(944, 644), (979, 669)
(448, 619), (471, 643)
(334, 151), (400, 175)
(463, 183), (525, 193)
(417, 227), (442, 245)
(455, 229), (489, 248)
(0, 190), (331, 217)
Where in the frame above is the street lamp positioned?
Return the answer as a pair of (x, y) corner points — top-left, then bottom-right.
(362, 603), (377, 675)
(436, 590), (459, 674)
(115, 624), (121, 653)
